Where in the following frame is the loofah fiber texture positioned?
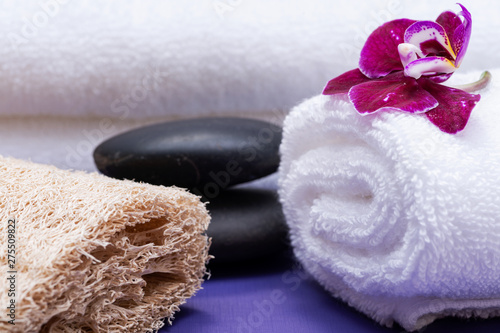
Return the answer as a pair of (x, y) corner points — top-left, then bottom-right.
(0, 157), (210, 332)
(278, 69), (500, 331)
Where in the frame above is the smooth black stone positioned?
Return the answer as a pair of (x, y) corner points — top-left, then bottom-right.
(93, 117), (282, 192)
(206, 188), (290, 263)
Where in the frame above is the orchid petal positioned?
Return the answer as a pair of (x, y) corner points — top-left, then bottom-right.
(453, 3), (472, 68)
(436, 10), (462, 51)
(348, 72), (438, 115)
(404, 56), (456, 80)
(398, 43), (423, 68)
(404, 20), (456, 60)
(419, 78), (480, 134)
(426, 72), (454, 84)
(359, 19), (416, 79)
(323, 69), (372, 95)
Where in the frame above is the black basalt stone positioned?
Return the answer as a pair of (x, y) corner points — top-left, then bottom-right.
(206, 188), (289, 263)
(93, 117), (282, 193)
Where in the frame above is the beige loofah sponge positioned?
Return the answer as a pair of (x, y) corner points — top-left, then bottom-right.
(0, 157), (211, 332)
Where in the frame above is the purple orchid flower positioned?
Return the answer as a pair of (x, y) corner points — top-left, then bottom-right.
(323, 4), (481, 134)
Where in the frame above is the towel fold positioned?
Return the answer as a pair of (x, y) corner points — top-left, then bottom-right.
(278, 70), (500, 331)
(0, 116), (163, 172)
(0, 157), (210, 332)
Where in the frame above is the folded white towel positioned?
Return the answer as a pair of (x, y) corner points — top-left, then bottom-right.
(0, 1), (497, 119)
(1, 1), (499, 171)
(278, 69), (500, 331)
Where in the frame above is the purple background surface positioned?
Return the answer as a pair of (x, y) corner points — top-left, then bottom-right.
(161, 253), (500, 333)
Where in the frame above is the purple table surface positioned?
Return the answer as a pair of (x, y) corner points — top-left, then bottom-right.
(161, 252), (500, 333)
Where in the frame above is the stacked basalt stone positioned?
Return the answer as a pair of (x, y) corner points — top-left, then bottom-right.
(94, 117), (289, 264)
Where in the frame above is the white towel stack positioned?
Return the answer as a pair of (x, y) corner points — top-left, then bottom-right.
(0, 1), (498, 171)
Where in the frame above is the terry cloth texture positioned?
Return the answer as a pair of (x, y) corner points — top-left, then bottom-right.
(0, 157), (211, 332)
(0, 1), (498, 118)
(278, 69), (500, 331)
(0, 1), (496, 119)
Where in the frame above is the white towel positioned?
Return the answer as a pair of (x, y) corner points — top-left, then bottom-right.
(278, 69), (500, 331)
(0, 0), (497, 118)
(0, 0), (349, 118)
(1, 1), (498, 171)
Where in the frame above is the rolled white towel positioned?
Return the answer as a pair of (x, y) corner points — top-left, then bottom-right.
(278, 69), (500, 331)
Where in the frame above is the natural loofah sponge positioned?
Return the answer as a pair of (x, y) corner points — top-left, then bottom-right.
(0, 157), (210, 332)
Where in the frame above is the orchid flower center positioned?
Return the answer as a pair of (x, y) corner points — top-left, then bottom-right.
(397, 5), (470, 81)
(397, 22), (457, 79)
